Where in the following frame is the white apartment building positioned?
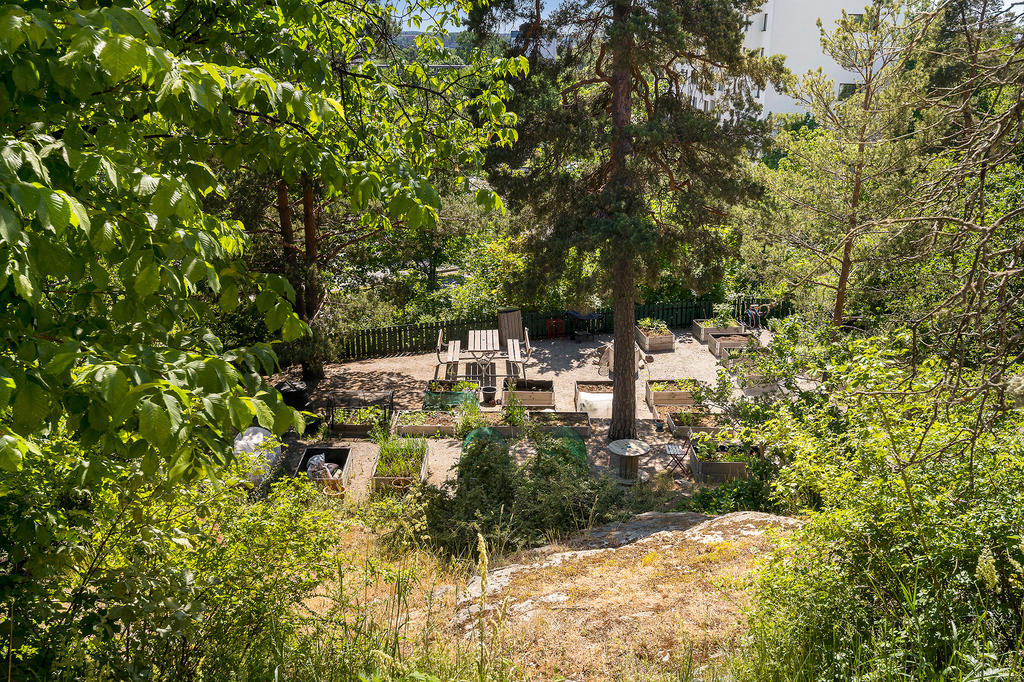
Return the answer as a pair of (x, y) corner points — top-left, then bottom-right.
(690, 0), (862, 116)
(745, 0), (862, 114)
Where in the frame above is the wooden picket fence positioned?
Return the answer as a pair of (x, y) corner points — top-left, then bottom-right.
(334, 296), (779, 360)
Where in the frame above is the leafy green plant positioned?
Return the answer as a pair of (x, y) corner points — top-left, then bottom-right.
(651, 378), (701, 393)
(501, 383), (528, 427)
(375, 437), (427, 478)
(333, 404), (387, 428)
(637, 317), (670, 335)
(454, 400), (487, 439)
(709, 303), (739, 328)
(428, 380), (480, 393)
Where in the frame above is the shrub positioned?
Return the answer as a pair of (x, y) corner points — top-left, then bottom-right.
(420, 437), (629, 558)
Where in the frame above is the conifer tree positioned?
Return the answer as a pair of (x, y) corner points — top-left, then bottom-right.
(473, 0), (784, 438)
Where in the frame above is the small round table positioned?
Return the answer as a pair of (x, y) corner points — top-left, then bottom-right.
(608, 439), (650, 482)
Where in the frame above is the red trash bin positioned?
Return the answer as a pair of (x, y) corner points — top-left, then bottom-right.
(545, 318), (565, 338)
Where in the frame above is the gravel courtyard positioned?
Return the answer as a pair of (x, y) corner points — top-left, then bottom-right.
(277, 329), (764, 498)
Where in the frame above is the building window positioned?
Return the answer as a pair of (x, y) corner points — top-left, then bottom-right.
(759, 47), (765, 57)
(762, 13), (768, 31)
(839, 83), (858, 99)
(703, 100), (709, 112)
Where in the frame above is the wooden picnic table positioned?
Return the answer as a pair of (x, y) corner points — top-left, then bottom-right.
(466, 329), (501, 371)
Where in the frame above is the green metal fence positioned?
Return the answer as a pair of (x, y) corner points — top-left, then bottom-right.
(334, 296), (779, 360)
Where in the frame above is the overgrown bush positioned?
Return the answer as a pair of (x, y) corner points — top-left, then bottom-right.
(418, 437), (629, 558)
(737, 338), (1024, 680)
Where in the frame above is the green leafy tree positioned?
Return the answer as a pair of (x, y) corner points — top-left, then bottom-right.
(0, 0), (523, 668)
(744, 0), (931, 326)
(473, 0), (785, 438)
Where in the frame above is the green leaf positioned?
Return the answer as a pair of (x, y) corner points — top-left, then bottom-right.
(228, 396), (255, 430)
(0, 434), (25, 472)
(134, 263), (161, 297)
(252, 398), (274, 430)
(138, 397), (171, 446)
(12, 379), (48, 430)
(0, 204), (20, 242)
(218, 282), (238, 312)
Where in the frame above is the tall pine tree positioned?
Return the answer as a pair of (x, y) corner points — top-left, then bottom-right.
(474, 0), (784, 438)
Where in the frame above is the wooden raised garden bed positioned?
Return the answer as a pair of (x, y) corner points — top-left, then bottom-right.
(479, 411), (524, 438)
(645, 378), (699, 413)
(665, 408), (728, 437)
(528, 411), (592, 437)
(503, 379), (555, 409)
(708, 332), (759, 359)
(634, 323), (674, 352)
(295, 446), (352, 495)
(423, 380), (479, 410)
(371, 438), (429, 493)
(692, 319), (744, 344)
(329, 405), (388, 438)
(686, 442), (749, 484)
(574, 380), (615, 411)
(392, 410), (458, 437)
(724, 353), (774, 389)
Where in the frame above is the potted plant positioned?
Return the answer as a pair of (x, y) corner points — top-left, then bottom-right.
(692, 303), (744, 343)
(392, 410), (459, 437)
(329, 405), (388, 438)
(634, 317), (674, 352)
(371, 437), (428, 492)
(502, 378), (555, 409)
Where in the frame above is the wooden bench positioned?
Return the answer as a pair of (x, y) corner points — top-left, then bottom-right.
(436, 330), (461, 373)
(507, 338), (524, 379)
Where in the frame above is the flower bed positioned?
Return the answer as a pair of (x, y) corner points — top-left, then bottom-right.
(708, 332), (758, 359)
(329, 405), (388, 438)
(686, 439), (751, 484)
(665, 408), (728, 436)
(502, 378), (555, 409)
(692, 318), (744, 343)
(392, 410), (458, 437)
(528, 411), (592, 437)
(634, 318), (674, 352)
(371, 437), (428, 493)
(423, 380), (479, 410)
(645, 378), (700, 411)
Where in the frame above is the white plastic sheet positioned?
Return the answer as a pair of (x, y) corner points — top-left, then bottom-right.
(577, 392), (614, 418)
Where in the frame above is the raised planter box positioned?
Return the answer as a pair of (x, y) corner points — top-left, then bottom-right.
(392, 410), (458, 437)
(574, 380), (616, 411)
(370, 442), (430, 493)
(645, 379), (699, 413)
(692, 319), (744, 344)
(295, 446), (353, 488)
(665, 409), (728, 437)
(528, 411), (592, 437)
(503, 379), (555, 409)
(722, 351), (774, 389)
(479, 411), (524, 438)
(329, 422), (375, 438)
(687, 446), (748, 484)
(708, 332), (758, 359)
(634, 325), (675, 353)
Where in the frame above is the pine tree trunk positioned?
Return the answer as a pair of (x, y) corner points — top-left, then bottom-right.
(609, 257), (637, 440)
(606, 0), (636, 441)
